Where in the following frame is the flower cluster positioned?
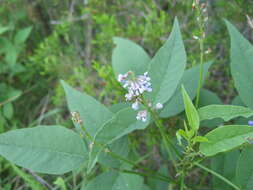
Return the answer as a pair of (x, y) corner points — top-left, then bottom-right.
(118, 71), (163, 122)
(118, 71), (152, 101)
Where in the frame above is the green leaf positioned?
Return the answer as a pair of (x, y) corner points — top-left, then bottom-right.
(98, 136), (129, 168)
(95, 108), (149, 145)
(14, 27), (32, 45)
(109, 102), (131, 113)
(199, 89), (223, 128)
(199, 89), (222, 107)
(226, 20), (253, 109)
(0, 26), (10, 35)
(160, 62), (212, 118)
(87, 108), (149, 172)
(112, 37), (151, 76)
(147, 165), (169, 190)
(54, 177), (68, 190)
(232, 96), (245, 106)
(211, 150), (239, 190)
(200, 125), (253, 156)
(192, 136), (208, 143)
(5, 43), (17, 65)
(3, 103), (14, 119)
(181, 86), (199, 131)
(84, 170), (144, 190)
(236, 146), (253, 190)
(198, 105), (253, 122)
(0, 125), (88, 174)
(61, 80), (113, 137)
(148, 18), (186, 105)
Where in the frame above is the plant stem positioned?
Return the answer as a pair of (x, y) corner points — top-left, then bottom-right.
(78, 121), (178, 184)
(194, 163), (241, 190)
(108, 151), (177, 184)
(180, 174), (185, 190)
(195, 3), (205, 108)
(149, 107), (182, 160)
(111, 167), (171, 183)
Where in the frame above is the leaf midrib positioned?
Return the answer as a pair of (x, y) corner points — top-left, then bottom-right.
(153, 30), (178, 103)
(0, 142), (86, 159)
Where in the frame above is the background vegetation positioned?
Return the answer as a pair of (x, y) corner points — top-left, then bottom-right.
(0, 0), (253, 189)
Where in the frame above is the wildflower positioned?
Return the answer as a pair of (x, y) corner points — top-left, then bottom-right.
(136, 110), (148, 122)
(118, 71), (152, 101)
(248, 120), (253, 126)
(118, 71), (152, 122)
(71, 111), (83, 124)
(132, 101), (140, 110)
(155, 103), (163, 110)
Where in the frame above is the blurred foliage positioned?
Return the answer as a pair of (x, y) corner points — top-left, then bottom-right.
(0, 0), (253, 189)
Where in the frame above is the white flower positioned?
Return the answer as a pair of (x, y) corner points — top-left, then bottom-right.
(125, 92), (133, 101)
(132, 101), (139, 110)
(155, 103), (163, 110)
(118, 71), (152, 121)
(118, 71), (152, 100)
(117, 73), (129, 83)
(136, 110), (148, 122)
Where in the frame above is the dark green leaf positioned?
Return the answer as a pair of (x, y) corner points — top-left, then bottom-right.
(226, 20), (253, 109)
(236, 146), (253, 190)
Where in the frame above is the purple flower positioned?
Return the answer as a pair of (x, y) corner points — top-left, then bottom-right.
(248, 120), (253, 126)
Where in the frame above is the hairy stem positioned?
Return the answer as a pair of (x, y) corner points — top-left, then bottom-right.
(195, 163), (241, 190)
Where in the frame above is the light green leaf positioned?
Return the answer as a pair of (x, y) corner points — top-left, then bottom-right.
(192, 136), (208, 143)
(3, 103), (14, 119)
(211, 150), (239, 190)
(14, 27), (32, 45)
(198, 105), (253, 122)
(0, 26), (10, 35)
(61, 80), (113, 137)
(5, 44), (17, 65)
(84, 170), (144, 190)
(200, 125), (253, 156)
(112, 37), (151, 76)
(0, 125), (88, 174)
(148, 18), (186, 105)
(54, 177), (68, 190)
(160, 62), (212, 118)
(226, 20), (253, 109)
(181, 86), (199, 131)
(236, 146), (253, 190)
